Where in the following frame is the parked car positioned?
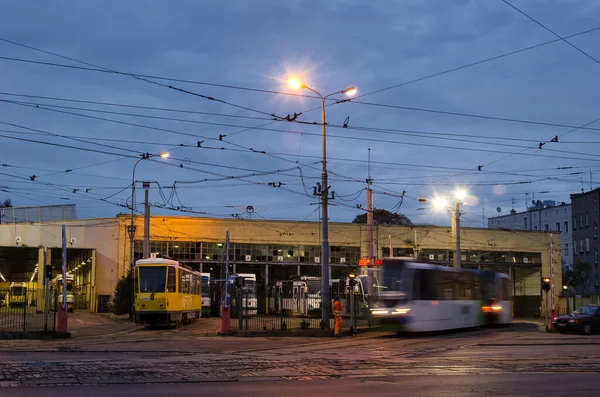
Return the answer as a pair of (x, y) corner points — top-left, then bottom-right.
(553, 304), (600, 335)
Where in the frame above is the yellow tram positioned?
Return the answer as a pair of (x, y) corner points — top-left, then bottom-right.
(134, 257), (202, 327)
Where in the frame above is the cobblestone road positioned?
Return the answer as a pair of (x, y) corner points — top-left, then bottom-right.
(2, 323), (599, 388)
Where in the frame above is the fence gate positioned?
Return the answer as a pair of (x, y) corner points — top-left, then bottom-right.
(0, 288), (56, 333)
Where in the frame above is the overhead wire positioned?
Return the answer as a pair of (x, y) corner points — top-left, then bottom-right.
(0, 38), (281, 120)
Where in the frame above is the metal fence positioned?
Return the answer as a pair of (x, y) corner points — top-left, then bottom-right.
(0, 289), (57, 332)
(230, 289), (377, 332)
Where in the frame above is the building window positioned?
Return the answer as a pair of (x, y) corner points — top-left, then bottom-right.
(524, 217), (528, 229)
(594, 196), (597, 210)
(544, 224), (549, 231)
(583, 239), (587, 252)
(574, 240), (578, 254)
(573, 216), (577, 230)
(595, 248), (598, 264)
(580, 215), (584, 228)
(556, 222), (561, 232)
(534, 226), (538, 231)
(595, 223), (598, 238)
(565, 243), (569, 256)
(586, 213), (589, 227)
(564, 221), (569, 233)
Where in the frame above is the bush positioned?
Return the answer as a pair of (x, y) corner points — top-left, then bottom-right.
(113, 271), (133, 315)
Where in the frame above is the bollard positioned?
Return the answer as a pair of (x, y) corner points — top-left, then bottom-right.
(220, 305), (230, 332)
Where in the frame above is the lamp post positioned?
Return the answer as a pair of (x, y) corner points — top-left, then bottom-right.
(128, 151), (169, 271)
(425, 189), (467, 268)
(288, 79), (356, 328)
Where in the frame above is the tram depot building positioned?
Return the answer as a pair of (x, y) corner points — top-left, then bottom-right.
(0, 214), (561, 317)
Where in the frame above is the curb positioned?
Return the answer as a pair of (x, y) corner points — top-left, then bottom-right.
(0, 331), (71, 340)
(218, 326), (382, 337)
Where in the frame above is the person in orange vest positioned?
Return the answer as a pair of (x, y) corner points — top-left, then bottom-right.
(333, 295), (343, 337)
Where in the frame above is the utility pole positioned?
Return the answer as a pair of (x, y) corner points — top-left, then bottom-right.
(57, 225), (68, 333)
(452, 201), (461, 268)
(366, 149), (374, 268)
(550, 234), (555, 325)
(224, 230), (230, 307)
(43, 247), (49, 332)
(366, 148), (374, 295)
(143, 182), (150, 258)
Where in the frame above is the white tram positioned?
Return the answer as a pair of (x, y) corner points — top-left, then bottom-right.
(480, 270), (513, 325)
(371, 258), (486, 332)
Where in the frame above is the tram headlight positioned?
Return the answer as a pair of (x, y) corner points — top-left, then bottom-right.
(394, 308), (410, 314)
(371, 309), (388, 316)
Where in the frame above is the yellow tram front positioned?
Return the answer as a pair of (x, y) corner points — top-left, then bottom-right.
(134, 258), (202, 327)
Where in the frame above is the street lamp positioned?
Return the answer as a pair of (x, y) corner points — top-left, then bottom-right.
(424, 189), (467, 268)
(128, 151), (169, 271)
(288, 78), (356, 329)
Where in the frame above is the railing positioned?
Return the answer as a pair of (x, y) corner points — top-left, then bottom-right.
(230, 290), (377, 332)
(0, 289), (57, 332)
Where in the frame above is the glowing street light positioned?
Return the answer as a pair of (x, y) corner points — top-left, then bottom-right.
(288, 77), (357, 329)
(421, 189), (468, 268)
(455, 189), (467, 202)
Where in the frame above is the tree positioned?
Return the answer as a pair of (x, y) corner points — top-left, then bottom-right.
(352, 208), (413, 226)
(0, 199), (11, 208)
(112, 271), (133, 316)
(564, 260), (592, 295)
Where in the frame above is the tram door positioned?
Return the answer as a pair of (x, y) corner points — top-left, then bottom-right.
(292, 282), (307, 315)
(292, 284), (299, 315)
(272, 284), (282, 313)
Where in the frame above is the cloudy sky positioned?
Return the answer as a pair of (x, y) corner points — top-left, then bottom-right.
(1, 0), (600, 228)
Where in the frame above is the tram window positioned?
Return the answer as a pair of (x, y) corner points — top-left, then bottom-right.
(167, 266), (176, 292)
(413, 269), (435, 300)
(502, 278), (512, 300)
(180, 272), (189, 294)
(434, 271), (454, 300)
(139, 266), (167, 293)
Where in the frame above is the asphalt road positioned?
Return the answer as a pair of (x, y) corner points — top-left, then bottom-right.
(1, 321), (599, 395)
(1, 374), (599, 397)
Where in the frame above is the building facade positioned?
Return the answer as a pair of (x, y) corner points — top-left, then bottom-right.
(570, 189), (600, 293)
(0, 215), (562, 317)
(488, 201), (572, 270)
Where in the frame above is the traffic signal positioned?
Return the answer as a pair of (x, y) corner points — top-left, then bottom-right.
(542, 277), (551, 292)
(45, 264), (52, 279)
